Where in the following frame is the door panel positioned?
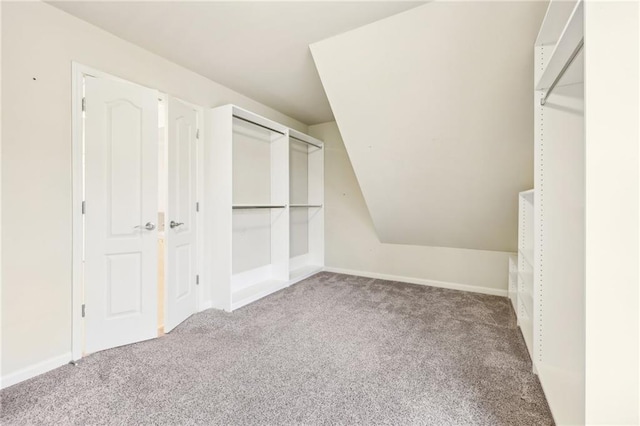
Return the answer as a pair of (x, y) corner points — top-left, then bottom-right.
(108, 101), (143, 235)
(106, 253), (142, 317)
(84, 76), (158, 354)
(165, 97), (198, 332)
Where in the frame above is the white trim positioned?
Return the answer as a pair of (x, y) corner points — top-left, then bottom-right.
(71, 62), (84, 361)
(195, 105), (206, 312)
(0, 353), (72, 390)
(73, 63), (138, 360)
(159, 92), (169, 333)
(323, 267), (508, 297)
(231, 280), (290, 311)
(199, 300), (213, 311)
(290, 264), (323, 283)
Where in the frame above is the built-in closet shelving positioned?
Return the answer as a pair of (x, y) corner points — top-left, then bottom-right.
(533, 1), (585, 424)
(205, 105), (324, 312)
(289, 129), (325, 281)
(517, 190), (534, 360)
(508, 254), (518, 312)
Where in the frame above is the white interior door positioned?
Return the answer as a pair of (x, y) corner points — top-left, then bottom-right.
(84, 76), (159, 354)
(165, 97), (198, 332)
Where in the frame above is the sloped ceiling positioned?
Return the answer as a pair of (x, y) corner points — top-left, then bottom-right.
(48, 1), (424, 124)
(311, 2), (548, 252)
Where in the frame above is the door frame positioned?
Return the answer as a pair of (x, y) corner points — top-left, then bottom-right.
(72, 63), (205, 361)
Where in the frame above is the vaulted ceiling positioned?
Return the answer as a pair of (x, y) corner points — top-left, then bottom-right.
(311, 2), (547, 252)
(49, 1), (424, 125)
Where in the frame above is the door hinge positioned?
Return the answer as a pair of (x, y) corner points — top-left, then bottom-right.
(196, 129), (200, 139)
(196, 275), (200, 285)
(81, 304), (86, 318)
(82, 97), (86, 112)
(196, 202), (200, 212)
(81, 201), (86, 214)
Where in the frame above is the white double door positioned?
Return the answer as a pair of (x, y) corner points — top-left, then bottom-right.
(84, 76), (198, 354)
(164, 97), (199, 333)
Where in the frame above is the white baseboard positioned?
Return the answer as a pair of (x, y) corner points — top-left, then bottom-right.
(199, 300), (213, 311)
(323, 267), (507, 297)
(0, 352), (71, 390)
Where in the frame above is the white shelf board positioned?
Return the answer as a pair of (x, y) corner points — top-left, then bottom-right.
(289, 128), (323, 148)
(535, 0), (584, 92)
(231, 279), (289, 311)
(231, 105), (288, 135)
(290, 264), (323, 282)
(536, 0), (580, 46)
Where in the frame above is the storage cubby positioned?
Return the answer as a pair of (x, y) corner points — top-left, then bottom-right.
(508, 254), (518, 312)
(205, 105), (324, 311)
(231, 114), (289, 309)
(288, 129), (324, 280)
(517, 189), (534, 359)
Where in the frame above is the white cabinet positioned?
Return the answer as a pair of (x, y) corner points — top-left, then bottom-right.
(204, 105), (324, 311)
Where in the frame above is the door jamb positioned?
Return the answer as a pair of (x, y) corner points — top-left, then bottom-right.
(72, 63), (121, 360)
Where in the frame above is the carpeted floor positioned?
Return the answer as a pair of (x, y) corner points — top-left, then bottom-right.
(0, 272), (553, 425)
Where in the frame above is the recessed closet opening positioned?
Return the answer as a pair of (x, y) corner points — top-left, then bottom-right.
(72, 64), (202, 358)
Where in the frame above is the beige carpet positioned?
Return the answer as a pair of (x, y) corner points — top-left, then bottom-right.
(0, 272), (553, 425)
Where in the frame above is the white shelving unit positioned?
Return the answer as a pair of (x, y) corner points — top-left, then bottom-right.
(535, 0), (583, 100)
(532, 2), (640, 423)
(517, 190), (534, 360)
(534, 1), (585, 424)
(205, 105), (324, 311)
(289, 129), (325, 280)
(507, 254), (518, 312)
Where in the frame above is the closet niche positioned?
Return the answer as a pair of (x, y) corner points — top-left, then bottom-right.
(205, 105), (324, 311)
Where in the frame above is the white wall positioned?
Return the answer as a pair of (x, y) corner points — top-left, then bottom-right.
(309, 122), (511, 296)
(584, 2), (639, 423)
(311, 2), (547, 253)
(0, 1), (306, 383)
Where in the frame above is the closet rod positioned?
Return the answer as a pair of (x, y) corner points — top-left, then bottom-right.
(290, 204), (323, 208)
(541, 40), (584, 106)
(232, 205), (287, 209)
(290, 135), (322, 149)
(233, 115), (285, 136)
